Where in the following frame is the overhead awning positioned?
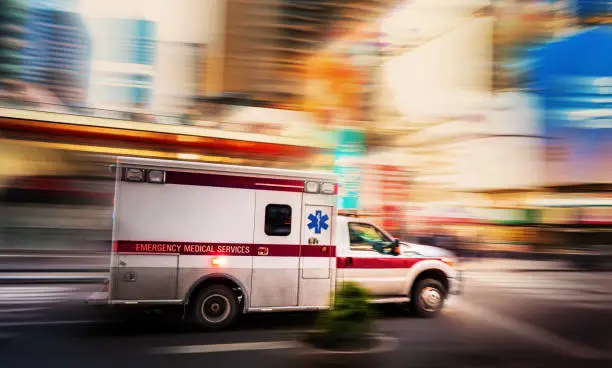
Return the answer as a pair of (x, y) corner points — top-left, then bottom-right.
(0, 107), (334, 164)
(0, 139), (76, 188)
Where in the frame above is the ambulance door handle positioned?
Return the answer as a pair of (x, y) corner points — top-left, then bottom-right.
(258, 247), (269, 256)
(345, 257), (353, 266)
(119, 260), (127, 267)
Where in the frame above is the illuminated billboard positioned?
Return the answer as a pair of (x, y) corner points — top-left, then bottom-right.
(492, 0), (612, 185)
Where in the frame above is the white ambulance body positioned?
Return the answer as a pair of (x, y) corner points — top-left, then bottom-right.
(89, 157), (461, 328)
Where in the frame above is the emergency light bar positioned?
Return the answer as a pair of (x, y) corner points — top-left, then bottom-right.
(320, 183), (335, 194)
(147, 170), (166, 184)
(123, 168), (166, 184)
(124, 168), (145, 182)
(304, 181), (336, 195)
(304, 181), (320, 193)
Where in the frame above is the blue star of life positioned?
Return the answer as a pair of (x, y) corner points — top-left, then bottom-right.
(307, 210), (329, 234)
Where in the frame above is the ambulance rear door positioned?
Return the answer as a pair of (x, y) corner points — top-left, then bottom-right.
(250, 189), (302, 308)
(299, 191), (336, 307)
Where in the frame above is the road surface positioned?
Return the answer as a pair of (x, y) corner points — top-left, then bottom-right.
(1, 260), (611, 368)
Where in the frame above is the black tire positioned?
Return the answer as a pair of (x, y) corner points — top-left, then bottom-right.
(192, 285), (239, 329)
(411, 278), (446, 318)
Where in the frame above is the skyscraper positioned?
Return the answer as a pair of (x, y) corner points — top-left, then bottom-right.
(0, 0), (27, 90)
(206, 0), (389, 106)
(88, 18), (156, 112)
(22, 1), (91, 109)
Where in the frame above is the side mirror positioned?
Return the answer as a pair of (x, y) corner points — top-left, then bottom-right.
(392, 239), (401, 256)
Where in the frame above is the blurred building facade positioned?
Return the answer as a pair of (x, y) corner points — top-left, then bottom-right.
(205, 0), (390, 106)
(23, 3), (91, 109)
(0, 0), (27, 92)
(87, 18), (156, 113)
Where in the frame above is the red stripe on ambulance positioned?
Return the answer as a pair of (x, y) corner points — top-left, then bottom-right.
(115, 241), (334, 257)
(336, 257), (439, 269)
(165, 171), (305, 192)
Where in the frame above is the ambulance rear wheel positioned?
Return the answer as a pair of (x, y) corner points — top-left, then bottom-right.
(193, 285), (239, 329)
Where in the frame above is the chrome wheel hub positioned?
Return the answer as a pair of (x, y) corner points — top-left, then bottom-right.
(419, 286), (442, 312)
(201, 294), (231, 324)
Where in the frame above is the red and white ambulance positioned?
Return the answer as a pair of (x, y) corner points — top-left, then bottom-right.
(87, 157), (461, 328)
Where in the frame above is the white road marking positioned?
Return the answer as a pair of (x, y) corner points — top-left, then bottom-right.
(0, 307), (47, 314)
(149, 341), (298, 355)
(454, 298), (612, 360)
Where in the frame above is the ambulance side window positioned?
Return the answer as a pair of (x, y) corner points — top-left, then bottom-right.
(349, 222), (391, 251)
(265, 204), (292, 236)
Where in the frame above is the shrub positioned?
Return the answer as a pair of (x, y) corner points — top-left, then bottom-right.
(306, 282), (375, 350)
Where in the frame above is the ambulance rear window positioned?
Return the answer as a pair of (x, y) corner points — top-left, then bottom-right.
(265, 204), (292, 236)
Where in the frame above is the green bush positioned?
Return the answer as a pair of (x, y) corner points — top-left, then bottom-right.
(307, 282), (375, 350)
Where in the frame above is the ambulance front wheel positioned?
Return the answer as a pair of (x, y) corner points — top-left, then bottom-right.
(411, 278), (445, 318)
(193, 285), (239, 329)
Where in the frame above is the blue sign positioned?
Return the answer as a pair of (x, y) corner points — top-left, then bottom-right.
(529, 25), (612, 184)
(307, 210), (329, 234)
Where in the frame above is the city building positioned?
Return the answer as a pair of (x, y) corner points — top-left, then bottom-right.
(22, 3), (91, 108)
(87, 17), (156, 114)
(205, 0), (392, 106)
(0, 0), (27, 92)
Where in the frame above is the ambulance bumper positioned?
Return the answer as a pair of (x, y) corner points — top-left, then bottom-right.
(449, 272), (463, 295)
(85, 291), (110, 305)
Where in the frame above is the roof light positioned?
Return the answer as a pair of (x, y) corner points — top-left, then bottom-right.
(147, 170), (166, 184)
(124, 168), (144, 182)
(321, 182), (336, 194)
(304, 181), (320, 193)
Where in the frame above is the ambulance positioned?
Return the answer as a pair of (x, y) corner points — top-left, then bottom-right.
(87, 157), (461, 328)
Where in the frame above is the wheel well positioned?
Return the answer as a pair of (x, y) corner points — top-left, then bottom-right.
(411, 269), (449, 296)
(186, 276), (245, 310)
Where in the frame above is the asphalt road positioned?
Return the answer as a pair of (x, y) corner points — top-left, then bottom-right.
(1, 261), (611, 368)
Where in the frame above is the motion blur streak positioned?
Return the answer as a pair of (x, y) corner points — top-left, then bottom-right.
(1, 0), (611, 367)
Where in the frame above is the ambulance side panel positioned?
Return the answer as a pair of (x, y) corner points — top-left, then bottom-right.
(112, 176), (256, 302)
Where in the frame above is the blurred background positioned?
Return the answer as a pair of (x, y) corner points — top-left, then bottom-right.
(1, 0), (610, 265)
(0, 0), (611, 367)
